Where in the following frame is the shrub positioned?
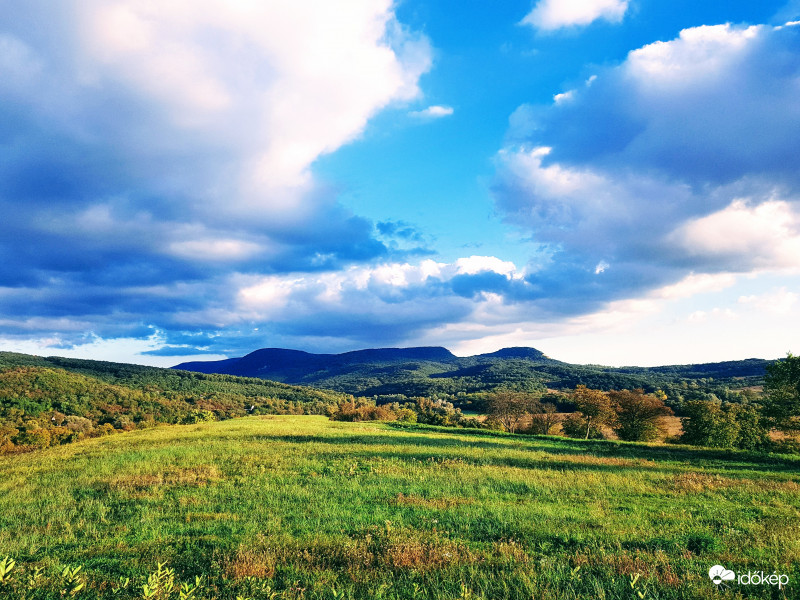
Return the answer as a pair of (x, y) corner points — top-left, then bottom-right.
(763, 352), (800, 434)
(64, 415), (94, 434)
(13, 427), (51, 449)
(330, 401), (397, 422)
(182, 409), (217, 424)
(525, 403), (559, 435)
(485, 391), (541, 433)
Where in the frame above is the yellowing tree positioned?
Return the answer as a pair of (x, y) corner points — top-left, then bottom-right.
(571, 385), (616, 439)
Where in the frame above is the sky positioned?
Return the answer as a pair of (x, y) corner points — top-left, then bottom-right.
(1, 0), (800, 367)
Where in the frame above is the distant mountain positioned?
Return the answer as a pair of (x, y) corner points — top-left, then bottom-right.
(176, 346), (457, 379)
(475, 347), (551, 361)
(173, 346), (775, 406)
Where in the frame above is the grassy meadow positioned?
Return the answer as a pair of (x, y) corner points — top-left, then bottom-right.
(1, 415), (798, 599)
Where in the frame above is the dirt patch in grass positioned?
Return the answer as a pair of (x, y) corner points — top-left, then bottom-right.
(489, 540), (531, 565)
(576, 550), (682, 587)
(670, 472), (745, 493)
(552, 454), (658, 469)
(224, 544), (276, 579)
(380, 536), (473, 570)
(390, 493), (473, 509)
(106, 465), (221, 492)
(185, 512), (238, 523)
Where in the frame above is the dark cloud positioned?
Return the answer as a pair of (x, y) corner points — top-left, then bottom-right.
(0, 1), (434, 352)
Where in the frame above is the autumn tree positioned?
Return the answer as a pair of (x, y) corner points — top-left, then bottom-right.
(486, 390), (541, 433)
(609, 388), (673, 441)
(569, 385), (616, 439)
(528, 402), (559, 435)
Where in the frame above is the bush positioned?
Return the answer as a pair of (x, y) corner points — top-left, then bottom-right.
(13, 427), (51, 449)
(569, 386), (616, 439)
(182, 409), (217, 424)
(64, 415), (94, 434)
(524, 403), (559, 435)
(330, 401), (397, 422)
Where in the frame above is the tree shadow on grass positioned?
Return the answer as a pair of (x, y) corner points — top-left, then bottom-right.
(258, 432), (800, 476)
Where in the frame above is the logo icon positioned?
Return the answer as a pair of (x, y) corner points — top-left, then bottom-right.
(709, 565), (735, 586)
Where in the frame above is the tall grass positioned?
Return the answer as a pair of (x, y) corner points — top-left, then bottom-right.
(1, 416), (798, 599)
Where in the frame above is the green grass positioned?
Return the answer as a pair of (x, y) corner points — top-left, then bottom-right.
(1, 416), (798, 599)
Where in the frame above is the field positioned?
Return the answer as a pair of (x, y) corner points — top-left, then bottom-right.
(1, 416), (798, 599)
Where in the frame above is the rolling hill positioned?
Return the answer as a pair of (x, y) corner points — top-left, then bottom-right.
(173, 346), (774, 406)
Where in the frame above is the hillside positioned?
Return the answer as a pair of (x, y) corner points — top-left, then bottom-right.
(0, 415), (797, 599)
(0, 351), (343, 404)
(173, 346), (774, 407)
(0, 351), (346, 453)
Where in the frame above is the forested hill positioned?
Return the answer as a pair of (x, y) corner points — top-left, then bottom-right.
(0, 351), (350, 454)
(0, 351), (345, 419)
(173, 346), (775, 403)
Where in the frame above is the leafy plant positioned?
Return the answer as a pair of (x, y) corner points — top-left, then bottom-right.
(61, 565), (85, 597)
(0, 555), (15, 584)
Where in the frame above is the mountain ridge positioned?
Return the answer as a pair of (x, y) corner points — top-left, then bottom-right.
(172, 345), (774, 401)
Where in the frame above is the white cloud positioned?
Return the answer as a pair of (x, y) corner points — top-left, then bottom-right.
(626, 24), (759, 85)
(522, 0), (629, 31)
(553, 90), (575, 104)
(73, 0), (432, 197)
(655, 273), (738, 300)
(594, 261), (609, 274)
(409, 105), (454, 118)
(454, 256), (519, 277)
(494, 21), (800, 321)
(1, 1), (432, 222)
(739, 287), (799, 315)
(672, 199), (800, 271)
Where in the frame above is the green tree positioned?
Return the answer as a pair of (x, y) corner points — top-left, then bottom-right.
(729, 404), (771, 451)
(680, 401), (741, 448)
(763, 353), (800, 434)
(609, 389), (673, 442)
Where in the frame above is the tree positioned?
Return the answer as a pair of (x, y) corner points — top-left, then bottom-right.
(678, 400), (770, 449)
(571, 385), (616, 439)
(763, 353), (800, 434)
(729, 404), (771, 451)
(528, 402), (559, 435)
(609, 389), (673, 442)
(486, 391), (541, 433)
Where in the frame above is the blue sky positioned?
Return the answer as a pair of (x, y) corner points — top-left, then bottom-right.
(1, 0), (799, 367)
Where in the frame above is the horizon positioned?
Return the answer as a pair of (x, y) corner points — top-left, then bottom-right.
(4, 343), (782, 371)
(1, 1), (799, 367)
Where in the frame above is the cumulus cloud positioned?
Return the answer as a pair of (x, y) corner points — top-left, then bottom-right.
(522, 0), (629, 31)
(0, 1), (431, 349)
(144, 256), (533, 354)
(494, 22), (800, 316)
(409, 105), (454, 118)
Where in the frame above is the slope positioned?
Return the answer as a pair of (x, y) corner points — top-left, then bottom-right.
(0, 415), (797, 599)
